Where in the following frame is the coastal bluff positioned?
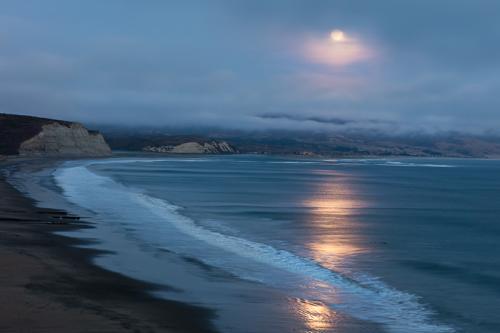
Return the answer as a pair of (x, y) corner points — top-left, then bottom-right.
(143, 140), (237, 154)
(0, 113), (111, 157)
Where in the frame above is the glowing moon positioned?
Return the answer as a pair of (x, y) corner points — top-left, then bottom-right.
(330, 30), (346, 42)
(302, 29), (375, 67)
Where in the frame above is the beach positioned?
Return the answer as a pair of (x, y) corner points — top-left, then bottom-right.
(2, 155), (499, 333)
(0, 158), (216, 333)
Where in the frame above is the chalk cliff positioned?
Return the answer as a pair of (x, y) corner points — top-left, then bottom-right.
(143, 141), (237, 154)
(0, 113), (112, 157)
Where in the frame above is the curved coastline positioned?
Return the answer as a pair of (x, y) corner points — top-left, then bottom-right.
(3, 155), (470, 333)
(49, 156), (454, 333)
(0, 157), (217, 333)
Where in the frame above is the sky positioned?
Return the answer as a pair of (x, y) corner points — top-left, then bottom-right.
(1, 0), (499, 133)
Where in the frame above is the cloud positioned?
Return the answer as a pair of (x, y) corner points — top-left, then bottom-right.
(0, 0), (499, 134)
(258, 113), (353, 125)
(302, 31), (376, 67)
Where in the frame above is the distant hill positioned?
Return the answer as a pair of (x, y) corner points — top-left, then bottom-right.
(0, 113), (111, 157)
(104, 132), (237, 154)
(224, 132), (500, 158)
(101, 127), (500, 158)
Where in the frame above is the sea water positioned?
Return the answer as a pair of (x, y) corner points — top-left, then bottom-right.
(38, 155), (500, 332)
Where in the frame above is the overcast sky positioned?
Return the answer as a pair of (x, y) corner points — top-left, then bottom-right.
(1, 0), (499, 133)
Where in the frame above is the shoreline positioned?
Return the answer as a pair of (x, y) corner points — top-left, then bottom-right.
(2, 154), (483, 333)
(110, 150), (500, 160)
(0, 157), (217, 333)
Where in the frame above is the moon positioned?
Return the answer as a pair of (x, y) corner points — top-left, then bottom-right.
(303, 29), (374, 66)
(330, 29), (346, 42)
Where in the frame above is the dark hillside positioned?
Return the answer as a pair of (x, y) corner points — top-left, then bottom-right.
(0, 113), (73, 155)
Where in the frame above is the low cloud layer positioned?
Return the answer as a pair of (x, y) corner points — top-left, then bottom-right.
(1, 0), (499, 133)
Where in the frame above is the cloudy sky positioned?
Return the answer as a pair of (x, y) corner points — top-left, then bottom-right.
(1, 0), (499, 133)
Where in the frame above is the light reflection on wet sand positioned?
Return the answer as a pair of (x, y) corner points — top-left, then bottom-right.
(292, 298), (339, 332)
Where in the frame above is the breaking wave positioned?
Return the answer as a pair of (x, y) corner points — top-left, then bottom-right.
(54, 159), (454, 333)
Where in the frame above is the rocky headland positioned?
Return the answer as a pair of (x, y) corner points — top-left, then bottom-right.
(143, 140), (237, 154)
(0, 113), (111, 157)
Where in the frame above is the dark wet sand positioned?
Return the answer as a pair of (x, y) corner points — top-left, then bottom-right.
(0, 159), (217, 333)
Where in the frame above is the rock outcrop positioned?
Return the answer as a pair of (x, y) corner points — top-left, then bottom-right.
(19, 123), (111, 156)
(0, 113), (112, 157)
(143, 140), (237, 154)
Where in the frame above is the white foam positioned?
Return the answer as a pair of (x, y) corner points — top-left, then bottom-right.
(382, 161), (455, 168)
(84, 157), (214, 165)
(267, 161), (321, 164)
(55, 159), (454, 333)
(321, 159), (456, 168)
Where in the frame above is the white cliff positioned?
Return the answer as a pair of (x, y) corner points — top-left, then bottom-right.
(19, 122), (112, 157)
(143, 141), (236, 154)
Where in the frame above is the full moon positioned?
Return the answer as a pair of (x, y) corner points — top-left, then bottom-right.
(330, 29), (346, 42)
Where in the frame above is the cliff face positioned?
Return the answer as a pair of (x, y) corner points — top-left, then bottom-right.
(0, 113), (112, 157)
(19, 123), (111, 157)
(143, 140), (237, 154)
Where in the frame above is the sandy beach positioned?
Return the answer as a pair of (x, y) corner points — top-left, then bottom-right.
(0, 158), (216, 333)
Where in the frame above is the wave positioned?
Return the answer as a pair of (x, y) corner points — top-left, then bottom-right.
(381, 161), (456, 168)
(86, 156), (456, 169)
(54, 159), (454, 333)
(322, 159), (456, 168)
(85, 157), (216, 165)
(267, 161), (321, 164)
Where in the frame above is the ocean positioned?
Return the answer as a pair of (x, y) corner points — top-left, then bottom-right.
(19, 155), (500, 333)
